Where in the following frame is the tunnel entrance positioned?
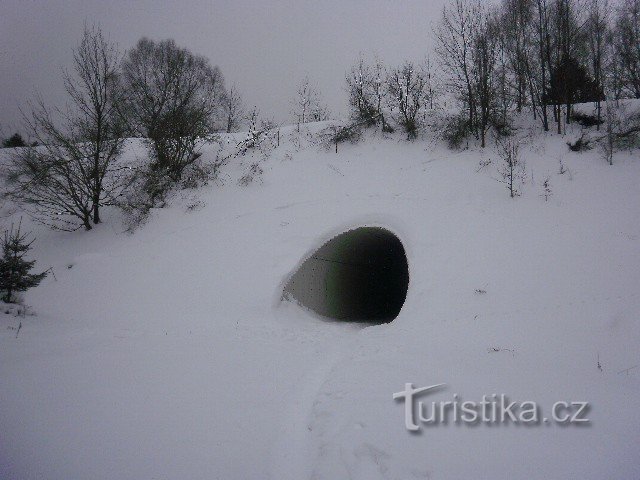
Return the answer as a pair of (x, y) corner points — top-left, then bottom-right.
(282, 227), (409, 323)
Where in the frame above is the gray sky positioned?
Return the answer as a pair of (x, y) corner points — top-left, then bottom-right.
(0, 0), (447, 136)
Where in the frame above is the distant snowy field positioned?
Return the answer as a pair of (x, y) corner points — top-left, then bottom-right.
(1, 114), (639, 479)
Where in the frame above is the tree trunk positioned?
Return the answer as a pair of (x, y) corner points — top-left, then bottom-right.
(94, 118), (102, 225)
(537, 2), (549, 132)
(93, 196), (101, 224)
(509, 160), (514, 198)
(557, 105), (562, 134)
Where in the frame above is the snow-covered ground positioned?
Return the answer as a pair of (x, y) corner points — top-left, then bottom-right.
(1, 118), (639, 479)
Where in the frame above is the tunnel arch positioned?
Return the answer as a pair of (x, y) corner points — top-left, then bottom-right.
(282, 226), (409, 323)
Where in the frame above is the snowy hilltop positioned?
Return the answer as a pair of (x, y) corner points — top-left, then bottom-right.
(1, 113), (639, 478)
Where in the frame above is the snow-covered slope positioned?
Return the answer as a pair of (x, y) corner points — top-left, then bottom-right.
(1, 121), (639, 479)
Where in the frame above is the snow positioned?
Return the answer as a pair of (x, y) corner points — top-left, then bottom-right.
(1, 117), (639, 479)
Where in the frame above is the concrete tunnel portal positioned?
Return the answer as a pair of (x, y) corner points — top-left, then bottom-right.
(282, 227), (409, 323)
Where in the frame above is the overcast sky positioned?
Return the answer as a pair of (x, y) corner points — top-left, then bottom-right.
(0, 0), (448, 136)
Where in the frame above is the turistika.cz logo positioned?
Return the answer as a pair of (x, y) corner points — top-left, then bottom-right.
(393, 383), (590, 431)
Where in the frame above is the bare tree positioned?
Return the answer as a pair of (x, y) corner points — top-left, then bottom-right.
(494, 22), (513, 129)
(597, 99), (640, 164)
(472, 10), (501, 147)
(372, 57), (389, 128)
(497, 137), (525, 197)
(423, 56), (438, 111)
(502, 0), (536, 114)
(551, 0), (586, 132)
(614, 0), (640, 98)
(310, 102), (330, 122)
(7, 131), (93, 231)
(235, 106), (278, 156)
(586, 0), (611, 129)
(435, 0), (480, 137)
(534, 0), (552, 131)
(120, 38), (226, 202)
(291, 76), (329, 130)
(6, 25), (126, 230)
(223, 84), (245, 133)
(346, 58), (376, 125)
(436, 1), (502, 146)
(241, 106), (265, 150)
(345, 56), (389, 128)
(606, 26), (625, 100)
(66, 24), (126, 224)
(387, 62), (430, 139)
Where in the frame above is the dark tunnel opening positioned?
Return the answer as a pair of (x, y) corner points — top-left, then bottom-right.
(282, 227), (409, 323)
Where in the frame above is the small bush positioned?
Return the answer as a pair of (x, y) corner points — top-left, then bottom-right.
(2, 133), (26, 149)
(442, 114), (469, 150)
(567, 134), (592, 152)
(401, 118), (418, 140)
(333, 125), (362, 144)
(496, 138), (525, 198)
(118, 173), (154, 232)
(179, 157), (219, 190)
(118, 154), (221, 232)
(320, 124), (362, 152)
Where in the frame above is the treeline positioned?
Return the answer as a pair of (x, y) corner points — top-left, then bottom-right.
(4, 1), (640, 232)
(3, 26), (246, 231)
(343, 0), (640, 146)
